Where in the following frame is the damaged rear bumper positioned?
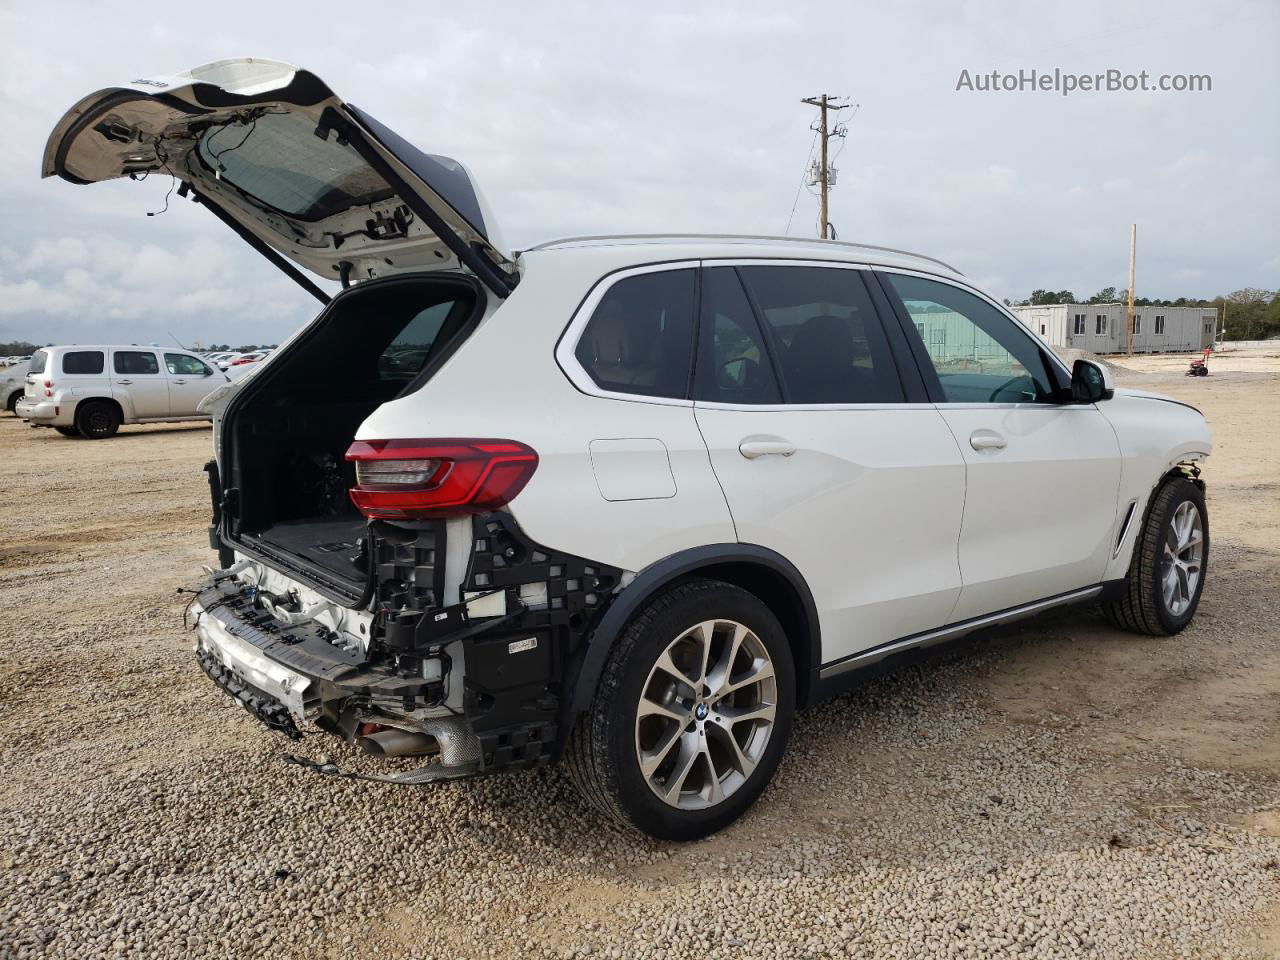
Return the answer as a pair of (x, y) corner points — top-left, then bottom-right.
(192, 576), (477, 777)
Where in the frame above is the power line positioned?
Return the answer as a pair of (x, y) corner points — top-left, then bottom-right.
(783, 128), (819, 236)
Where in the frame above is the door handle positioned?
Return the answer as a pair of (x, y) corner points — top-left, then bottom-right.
(739, 440), (797, 459)
(116, 379), (132, 384)
(969, 430), (1007, 452)
(174, 379), (187, 384)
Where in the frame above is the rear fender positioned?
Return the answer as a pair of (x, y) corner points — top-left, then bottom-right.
(562, 544), (822, 736)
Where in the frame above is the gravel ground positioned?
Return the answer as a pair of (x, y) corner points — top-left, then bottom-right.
(1, 357), (1278, 960)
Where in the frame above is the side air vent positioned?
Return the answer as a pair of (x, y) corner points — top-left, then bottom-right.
(1113, 499), (1139, 559)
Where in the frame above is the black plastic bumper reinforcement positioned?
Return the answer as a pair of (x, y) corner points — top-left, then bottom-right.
(196, 645), (302, 741)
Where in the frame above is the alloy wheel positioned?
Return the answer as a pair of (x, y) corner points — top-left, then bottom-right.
(634, 619), (777, 810)
(1161, 500), (1204, 617)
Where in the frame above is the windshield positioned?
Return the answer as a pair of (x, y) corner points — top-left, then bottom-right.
(196, 111), (394, 221)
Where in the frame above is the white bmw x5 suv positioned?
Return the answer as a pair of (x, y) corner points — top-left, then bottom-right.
(45, 59), (1212, 839)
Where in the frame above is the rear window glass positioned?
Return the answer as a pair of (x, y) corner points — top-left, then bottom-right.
(29, 350), (48, 375)
(378, 304), (451, 380)
(113, 351), (159, 375)
(575, 269), (697, 399)
(197, 112), (395, 221)
(61, 351), (104, 375)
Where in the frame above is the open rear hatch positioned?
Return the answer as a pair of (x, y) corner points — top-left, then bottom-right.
(44, 58), (513, 604)
(43, 57), (516, 297)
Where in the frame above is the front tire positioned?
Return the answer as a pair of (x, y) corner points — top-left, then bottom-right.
(74, 401), (120, 439)
(566, 579), (795, 841)
(1104, 477), (1208, 635)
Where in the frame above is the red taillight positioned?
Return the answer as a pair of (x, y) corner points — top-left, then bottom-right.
(345, 439), (539, 519)
(44, 379), (53, 397)
(231, 357), (255, 365)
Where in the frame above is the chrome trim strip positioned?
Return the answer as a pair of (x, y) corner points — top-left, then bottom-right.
(818, 585), (1104, 680)
(1113, 499), (1139, 559)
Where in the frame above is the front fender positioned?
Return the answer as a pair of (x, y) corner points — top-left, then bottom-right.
(1099, 392), (1212, 580)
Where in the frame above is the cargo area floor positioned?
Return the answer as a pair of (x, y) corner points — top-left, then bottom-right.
(248, 517), (368, 583)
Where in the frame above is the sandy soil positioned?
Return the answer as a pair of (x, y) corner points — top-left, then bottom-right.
(0, 352), (1277, 959)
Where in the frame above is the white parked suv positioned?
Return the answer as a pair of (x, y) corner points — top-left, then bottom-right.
(45, 59), (1212, 839)
(16, 345), (230, 438)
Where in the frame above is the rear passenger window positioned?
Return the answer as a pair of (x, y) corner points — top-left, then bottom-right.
(61, 351), (104, 375)
(739, 266), (904, 403)
(113, 351), (160, 375)
(165, 353), (212, 376)
(696, 268), (781, 405)
(575, 269), (696, 399)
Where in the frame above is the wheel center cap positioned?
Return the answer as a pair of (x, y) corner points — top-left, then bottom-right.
(694, 702), (709, 721)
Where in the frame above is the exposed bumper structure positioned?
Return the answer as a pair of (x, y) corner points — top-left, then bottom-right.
(191, 575), (475, 777)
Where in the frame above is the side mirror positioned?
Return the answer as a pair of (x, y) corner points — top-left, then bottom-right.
(1071, 358), (1113, 403)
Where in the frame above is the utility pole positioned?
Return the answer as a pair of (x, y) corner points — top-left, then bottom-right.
(1126, 223), (1137, 356)
(802, 95), (849, 239)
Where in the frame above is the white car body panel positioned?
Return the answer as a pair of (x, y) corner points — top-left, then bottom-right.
(937, 403), (1123, 622)
(695, 403), (966, 662)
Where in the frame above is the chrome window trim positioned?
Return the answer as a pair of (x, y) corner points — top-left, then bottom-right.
(693, 401), (926, 413)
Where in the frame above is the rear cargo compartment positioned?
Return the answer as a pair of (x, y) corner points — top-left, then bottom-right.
(220, 274), (483, 601)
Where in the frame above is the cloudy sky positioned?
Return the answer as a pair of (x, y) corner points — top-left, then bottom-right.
(1, 0), (1276, 348)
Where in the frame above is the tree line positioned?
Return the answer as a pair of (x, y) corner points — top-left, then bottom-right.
(1006, 288), (1280, 340)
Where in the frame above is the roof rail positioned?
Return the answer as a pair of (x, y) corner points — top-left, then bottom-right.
(520, 233), (963, 276)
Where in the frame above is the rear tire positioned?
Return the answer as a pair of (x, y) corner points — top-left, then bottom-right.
(6, 391), (20, 415)
(74, 401), (120, 439)
(1103, 477), (1208, 635)
(565, 579), (795, 841)
(54, 426), (80, 437)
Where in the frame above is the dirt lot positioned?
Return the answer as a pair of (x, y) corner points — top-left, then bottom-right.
(1, 351), (1278, 960)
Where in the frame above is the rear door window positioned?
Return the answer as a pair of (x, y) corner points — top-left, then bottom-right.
(164, 353), (212, 376)
(695, 267), (781, 405)
(738, 266), (905, 404)
(28, 350), (48, 375)
(61, 351), (105, 375)
(575, 269), (697, 399)
(113, 351), (160, 375)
